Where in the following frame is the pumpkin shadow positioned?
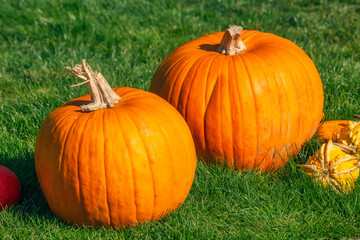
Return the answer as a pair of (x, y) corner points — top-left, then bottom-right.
(63, 100), (91, 107)
(62, 100), (92, 113)
(199, 44), (218, 52)
(0, 150), (60, 224)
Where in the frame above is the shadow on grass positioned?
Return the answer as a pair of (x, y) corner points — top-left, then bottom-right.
(0, 150), (60, 224)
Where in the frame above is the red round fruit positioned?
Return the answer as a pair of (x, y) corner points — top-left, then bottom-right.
(0, 165), (21, 210)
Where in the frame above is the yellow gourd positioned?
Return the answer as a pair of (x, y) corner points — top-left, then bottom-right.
(333, 121), (360, 153)
(298, 140), (359, 191)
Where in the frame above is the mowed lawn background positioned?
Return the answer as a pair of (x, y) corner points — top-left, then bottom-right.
(1, 0), (360, 239)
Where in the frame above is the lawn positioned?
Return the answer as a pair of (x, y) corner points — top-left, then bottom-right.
(0, 0), (360, 239)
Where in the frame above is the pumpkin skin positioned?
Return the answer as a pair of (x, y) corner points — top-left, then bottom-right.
(35, 87), (197, 227)
(317, 120), (351, 142)
(150, 29), (324, 171)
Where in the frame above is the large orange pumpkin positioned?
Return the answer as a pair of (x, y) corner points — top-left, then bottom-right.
(35, 60), (197, 227)
(150, 25), (324, 171)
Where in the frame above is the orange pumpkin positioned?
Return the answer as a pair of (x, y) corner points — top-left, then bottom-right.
(317, 120), (351, 142)
(35, 60), (197, 227)
(150, 25), (324, 171)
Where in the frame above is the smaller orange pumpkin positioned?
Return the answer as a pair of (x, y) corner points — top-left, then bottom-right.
(317, 120), (351, 142)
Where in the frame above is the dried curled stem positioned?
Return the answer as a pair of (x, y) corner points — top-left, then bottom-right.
(66, 60), (121, 111)
(354, 114), (360, 120)
(217, 25), (247, 55)
(333, 142), (357, 155)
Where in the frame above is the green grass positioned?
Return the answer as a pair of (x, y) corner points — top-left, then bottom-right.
(1, 0), (360, 239)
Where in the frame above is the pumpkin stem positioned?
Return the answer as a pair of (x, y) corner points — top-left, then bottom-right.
(333, 142), (357, 155)
(66, 60), (121, 111)
(217, 25), (247, 55)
